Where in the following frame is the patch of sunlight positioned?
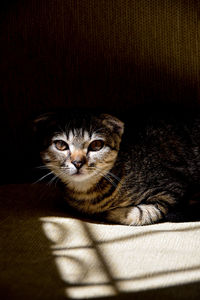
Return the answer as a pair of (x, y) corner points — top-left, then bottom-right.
(66, 285), (116, 299)
(40, 217), (200, 299)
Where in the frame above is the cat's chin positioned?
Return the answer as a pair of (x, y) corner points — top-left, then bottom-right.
(70, 172), (92, 182)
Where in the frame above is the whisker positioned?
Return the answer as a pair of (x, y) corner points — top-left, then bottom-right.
(106, 171), (121, 182)
(102, 173), (118, 188)
(35, 165), (48, 170)
(92, 166), (121, 183)
(33, 171), (54, 184)
(91, 167), (118, 188)
(35, 164), (60, 171)
(47, 174), (59, 186)
(92, 166), (130, 193)
(89, 166), (129, 195)
(46, 168), (66, 186)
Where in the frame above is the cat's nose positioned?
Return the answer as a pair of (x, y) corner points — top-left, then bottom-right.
(72, 160), (84, 170)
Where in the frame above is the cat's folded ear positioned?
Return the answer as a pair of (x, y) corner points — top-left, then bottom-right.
(100, 114), (124, 137)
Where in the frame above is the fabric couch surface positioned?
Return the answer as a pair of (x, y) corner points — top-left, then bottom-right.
(1, 184), (200, 299)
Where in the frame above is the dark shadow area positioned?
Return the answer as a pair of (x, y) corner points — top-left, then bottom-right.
(0, 185), (68, 299)
(0, 0), (199, 182)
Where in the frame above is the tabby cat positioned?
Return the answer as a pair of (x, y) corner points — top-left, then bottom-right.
(34, 109), (200, 225)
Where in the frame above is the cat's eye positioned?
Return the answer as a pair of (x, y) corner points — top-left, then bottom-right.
(53, 140), (69, 151)
(88, 140), (104, 152)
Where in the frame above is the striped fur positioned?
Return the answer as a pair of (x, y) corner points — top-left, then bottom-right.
(35, 111), (200, 225)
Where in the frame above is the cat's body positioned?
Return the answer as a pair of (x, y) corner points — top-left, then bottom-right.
(34, 109), (200, 225)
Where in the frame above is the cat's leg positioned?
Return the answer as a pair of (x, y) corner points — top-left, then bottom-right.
(106, 194), (175, 225)
(106, 204), (163, 225)
(106, 185), (185, 225)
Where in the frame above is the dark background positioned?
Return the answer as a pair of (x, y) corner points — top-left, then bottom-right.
(0, 0), (199, 183)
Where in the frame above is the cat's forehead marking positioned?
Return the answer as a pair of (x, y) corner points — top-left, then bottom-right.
(68, 130), (74, 142)
(83, 131), (90, 140)
(52, 132), (67, 141)
(52, 130), (103, 147)
(68, 129), (90, 142)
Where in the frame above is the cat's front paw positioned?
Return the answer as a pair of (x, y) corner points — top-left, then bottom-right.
(107, 204), (164, 226)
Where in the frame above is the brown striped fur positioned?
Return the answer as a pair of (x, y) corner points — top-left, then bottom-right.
(34, 110), (200, 225)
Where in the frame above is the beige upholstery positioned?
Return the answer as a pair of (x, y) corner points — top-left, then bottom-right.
(1, 184), (200, 299)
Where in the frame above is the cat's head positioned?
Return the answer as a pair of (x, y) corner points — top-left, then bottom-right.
(34, 111), (124, 191)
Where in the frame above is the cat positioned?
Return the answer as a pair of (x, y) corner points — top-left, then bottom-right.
(34, 109), (200, 225)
